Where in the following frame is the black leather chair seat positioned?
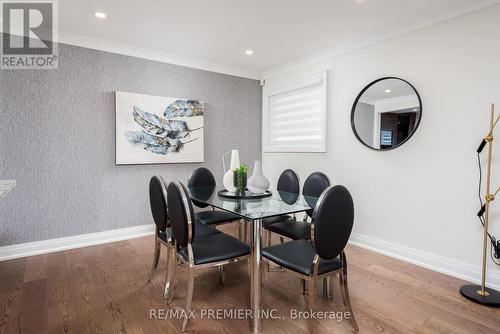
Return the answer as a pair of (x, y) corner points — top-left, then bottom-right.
(262, 215), (293, 227)
(179, 233), (251, 265)
(265, 220), (310, 240)
(194, 221), (222, 237)
(262, 240), (342, 276)
(195, 210), (241, 226)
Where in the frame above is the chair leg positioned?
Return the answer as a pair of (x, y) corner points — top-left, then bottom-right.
(339, 259), (358, 331)
(322, 277), (328, 299)
(266, 230), (271, 272)
(302, 279), (306, 295)
(308, 277), (316, 333)
(329, 276), (334, 298)
(219, 265), (225, 285)
(164, 246), (176, 303)
(240, 220), (248, 242)
(181, 266), (195, 333)
(237, 220), (242, 240)
(322, 277), (333, 299)
(149, 238), (161, 281)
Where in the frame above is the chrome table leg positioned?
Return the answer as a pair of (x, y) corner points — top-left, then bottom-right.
(250, 218), (262, 333)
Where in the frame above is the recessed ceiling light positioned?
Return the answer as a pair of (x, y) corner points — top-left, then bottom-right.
(94, 11), (107, 19)
(245, 50), (254, 55)
(385, 89), (391, 93)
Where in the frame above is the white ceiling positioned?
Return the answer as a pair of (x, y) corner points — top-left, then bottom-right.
(57, 0), (500, 78)
(361, 79), (416, 102)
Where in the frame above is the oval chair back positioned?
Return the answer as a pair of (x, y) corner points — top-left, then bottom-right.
(277, 169), (300, 194)
(188, 167), (216, 208)
(312, 185), (354, 260)
(149, 176), (169, 233)
(302, 172), (330, 217)
(167, 181), (195, 248)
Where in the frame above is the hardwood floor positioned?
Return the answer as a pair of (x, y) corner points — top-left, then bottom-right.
(1, 225), (499, 334)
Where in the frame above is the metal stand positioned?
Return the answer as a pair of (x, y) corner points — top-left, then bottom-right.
(460, 103), (500, 307)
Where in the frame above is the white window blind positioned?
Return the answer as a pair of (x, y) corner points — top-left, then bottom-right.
(264, 72), (327, 152)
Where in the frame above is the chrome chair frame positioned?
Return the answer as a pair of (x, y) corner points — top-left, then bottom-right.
(149, 226), (173, 281)
(149, 176), (174, 283)
(262, 186), (358, 333)
(164, 181), (251, 333)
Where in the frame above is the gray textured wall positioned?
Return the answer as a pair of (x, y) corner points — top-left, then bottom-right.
(0, 43), (262, 246)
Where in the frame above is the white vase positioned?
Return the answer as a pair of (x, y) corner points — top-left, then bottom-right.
(247, 161), (270, 194)
(223, 150), (240, 192)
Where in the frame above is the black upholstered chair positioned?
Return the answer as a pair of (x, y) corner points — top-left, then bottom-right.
(164, 181), (251, 333)
(148, 176), (219, 285)
(188, 168), (242, 227)
(262, 169), (300, 228)
(265, 171), (330, 241)
(262, 185), (358, 332)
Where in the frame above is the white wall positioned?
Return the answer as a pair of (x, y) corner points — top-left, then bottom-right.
(262, 5), (500, 287)
(353, 102), (375, 146)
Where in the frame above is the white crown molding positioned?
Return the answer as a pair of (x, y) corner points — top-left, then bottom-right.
(262, 0), (500, 79)
(0, 23), (260, 79)
(350, 232), (500, 291)
(57, 31), (261, 80)
(0, 224), (155, 261)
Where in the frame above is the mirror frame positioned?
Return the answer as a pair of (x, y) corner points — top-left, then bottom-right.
(350, 77), (423, 151)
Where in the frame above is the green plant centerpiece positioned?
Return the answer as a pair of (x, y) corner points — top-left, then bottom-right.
(233, 164), (249, 194)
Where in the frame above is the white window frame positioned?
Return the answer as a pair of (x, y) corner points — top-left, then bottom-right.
(262, 71), (327, 153)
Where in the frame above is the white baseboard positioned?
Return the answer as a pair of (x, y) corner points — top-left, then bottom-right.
(349, 232), (500, 291)
(0, 224), (155, 261)
(2, 226), (499, 291)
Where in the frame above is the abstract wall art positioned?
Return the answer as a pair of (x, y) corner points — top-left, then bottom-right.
(115, 91), (204, 164)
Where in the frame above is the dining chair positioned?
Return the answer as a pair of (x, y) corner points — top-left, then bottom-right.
(165, 181), (251, 333)
(262, 169), (300, 228)
(262, 169), (300, 272)
(188, 167), (242, 227)
(148, 176), (220, 283)
(265, 171), (330, 241)
(262, 185), (359, 333)
(265, 171), (331, 292)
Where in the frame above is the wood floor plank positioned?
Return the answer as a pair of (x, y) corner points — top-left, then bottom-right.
(20, 278), (48, 334)
(0, 257), (26, 334)
(24, 254), (47, 283)
(0, 232), (499, 333)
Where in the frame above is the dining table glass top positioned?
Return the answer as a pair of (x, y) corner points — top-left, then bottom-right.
(187, 186), (318, 220)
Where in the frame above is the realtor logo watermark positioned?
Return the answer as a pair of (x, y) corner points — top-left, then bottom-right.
(1, 0), (58, 69)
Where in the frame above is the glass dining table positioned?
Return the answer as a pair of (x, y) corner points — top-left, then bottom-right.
(187, 186), (319, 333)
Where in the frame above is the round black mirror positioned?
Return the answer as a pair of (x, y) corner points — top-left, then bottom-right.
(351, 77), (422, 150)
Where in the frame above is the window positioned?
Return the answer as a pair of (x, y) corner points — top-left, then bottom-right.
(380, 130), (393, 146)
(263, 71), (327, 152)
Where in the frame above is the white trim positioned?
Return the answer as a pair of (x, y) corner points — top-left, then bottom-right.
(349, 232), (500, 291)
(57, 31), (261, 80)
(262, 0), (500, 79)
(262, 71), (327, 153)
(0, 224), (155, 261)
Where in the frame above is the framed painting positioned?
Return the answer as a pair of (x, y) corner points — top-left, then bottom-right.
(115, 91), (204, 164)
